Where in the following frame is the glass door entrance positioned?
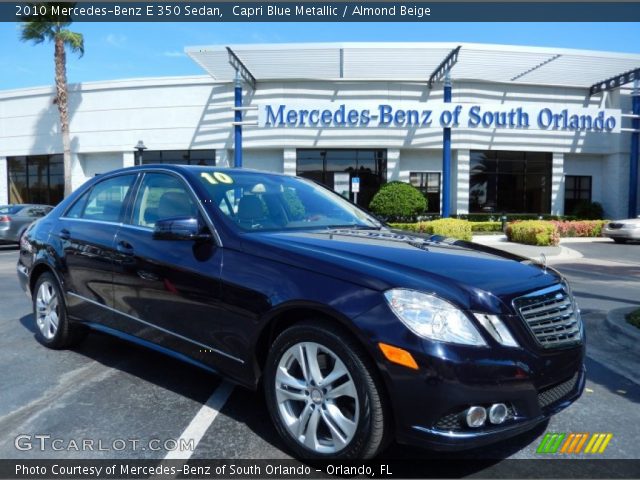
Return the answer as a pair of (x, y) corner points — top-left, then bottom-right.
(296, 149), (387, 208)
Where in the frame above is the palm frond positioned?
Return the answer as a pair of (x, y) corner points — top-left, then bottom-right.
(58, 29), (84, 57)
(20, 21), (52, 44)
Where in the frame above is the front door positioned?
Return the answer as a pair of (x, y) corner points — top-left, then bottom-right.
(110, 172), (236, 370)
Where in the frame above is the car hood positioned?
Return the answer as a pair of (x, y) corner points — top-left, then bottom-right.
(239, 228), (560, 314)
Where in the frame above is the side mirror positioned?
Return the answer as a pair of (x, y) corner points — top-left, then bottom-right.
(153, 217), (212, 242)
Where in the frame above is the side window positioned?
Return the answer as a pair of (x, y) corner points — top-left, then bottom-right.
(131, 173), (197, 228)
(65, 175), (135, 221)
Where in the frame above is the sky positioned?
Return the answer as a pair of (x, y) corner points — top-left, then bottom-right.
(1, 22), (639, 90)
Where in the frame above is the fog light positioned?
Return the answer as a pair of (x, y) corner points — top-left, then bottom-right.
(465, 406), (486, 428)
(489, 403), (508, 424)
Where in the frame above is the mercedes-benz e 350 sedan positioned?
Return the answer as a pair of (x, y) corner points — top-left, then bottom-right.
(17, 165), (585, 459)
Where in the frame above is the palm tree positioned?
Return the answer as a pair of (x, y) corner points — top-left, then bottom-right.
(20, 3), (84, 199)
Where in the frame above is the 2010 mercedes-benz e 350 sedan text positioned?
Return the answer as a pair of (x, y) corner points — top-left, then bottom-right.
(17, 165), (585, 459)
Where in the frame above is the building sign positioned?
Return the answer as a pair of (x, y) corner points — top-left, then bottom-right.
(259, 102), (621, 133)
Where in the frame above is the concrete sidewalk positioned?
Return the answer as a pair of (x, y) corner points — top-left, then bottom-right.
(471, 234), (585, 262)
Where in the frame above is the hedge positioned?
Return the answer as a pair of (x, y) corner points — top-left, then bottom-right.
(506, 221), (560, 246)
(390, 219), (606, 246)
(550, 220), (607, 238)
(389, 218), (472, 241)
(469, 221), (503, 233)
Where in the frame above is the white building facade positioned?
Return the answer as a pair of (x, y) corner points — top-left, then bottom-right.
(1, 42), (638, 218)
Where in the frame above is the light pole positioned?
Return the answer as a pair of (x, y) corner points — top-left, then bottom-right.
(134, 140), (147, 166)
(630, 79), (639, 218)
(442, 71), (452, 218)
(234, 71), (243, 168)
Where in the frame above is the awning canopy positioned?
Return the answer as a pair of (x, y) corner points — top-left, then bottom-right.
(185, 42), (640, 90)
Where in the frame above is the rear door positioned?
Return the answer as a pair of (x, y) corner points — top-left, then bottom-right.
(52, 173), (138, 325)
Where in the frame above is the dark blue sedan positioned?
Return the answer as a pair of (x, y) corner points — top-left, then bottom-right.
(16, 165), (585, 459)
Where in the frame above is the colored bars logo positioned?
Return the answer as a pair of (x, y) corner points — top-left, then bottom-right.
(537, 433), (613, 454)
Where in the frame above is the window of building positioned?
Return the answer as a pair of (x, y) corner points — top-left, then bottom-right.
(8, 155), (64, 206)
(564, 175), (592, 215)
(140, 150), (215, 166)
(410, 172), (441, 213)
(296, 149), (387, 208)
(469, 151), (552, 214)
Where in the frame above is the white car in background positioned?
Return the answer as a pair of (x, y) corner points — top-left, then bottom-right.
(602, 217), (640, 243)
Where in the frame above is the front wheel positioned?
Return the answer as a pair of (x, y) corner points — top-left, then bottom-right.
(613, 238), (628, 244)
(264, 321), (388, 459)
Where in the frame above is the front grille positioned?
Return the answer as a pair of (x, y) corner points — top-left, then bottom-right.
(608, 222), (624, 229)
(435, 412), (462, 430)
(538, 373), (579, 408)
(513, 284), (582, 349)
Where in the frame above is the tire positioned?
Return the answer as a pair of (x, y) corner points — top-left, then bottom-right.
(33, 272), (85, 349)
(613, 238), (627, 244)
(264, 320), (388, 459)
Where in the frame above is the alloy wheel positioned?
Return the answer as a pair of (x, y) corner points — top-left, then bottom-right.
(275, 341), (359, 454)
(36, 281), (59, 340)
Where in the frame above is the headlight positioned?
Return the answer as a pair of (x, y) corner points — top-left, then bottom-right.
(384, 289), (486, 346)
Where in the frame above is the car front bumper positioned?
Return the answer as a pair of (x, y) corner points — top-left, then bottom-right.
(353, 303), (586, 452)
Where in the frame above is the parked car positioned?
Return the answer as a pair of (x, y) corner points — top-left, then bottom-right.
(602, 217), (640, 243)
(0, 204), (53, 244)
(16, 165), (585, 459)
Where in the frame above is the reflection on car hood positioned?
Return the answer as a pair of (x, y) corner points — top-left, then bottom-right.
(240, 228), (560, 313)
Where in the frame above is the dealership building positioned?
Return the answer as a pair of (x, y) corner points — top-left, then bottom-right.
(1, 42), (639, 218)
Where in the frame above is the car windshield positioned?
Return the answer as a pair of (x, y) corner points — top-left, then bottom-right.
(195, 170), (382, 232)
(0, 205), (22, 215)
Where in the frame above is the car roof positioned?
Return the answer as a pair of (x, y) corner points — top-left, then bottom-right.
(100, 164), (290, 179)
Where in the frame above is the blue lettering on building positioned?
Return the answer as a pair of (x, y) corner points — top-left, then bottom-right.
(265, 104), (615, 132)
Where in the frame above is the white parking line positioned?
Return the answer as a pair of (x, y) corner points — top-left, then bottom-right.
(164, 380), (234, 460)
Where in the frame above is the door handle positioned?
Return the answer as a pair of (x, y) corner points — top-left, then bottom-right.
(59, 229), (71, 240)
(116, 241), (134, 256)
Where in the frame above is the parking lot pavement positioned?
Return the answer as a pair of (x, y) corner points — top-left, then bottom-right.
(0, 244), (639, 464)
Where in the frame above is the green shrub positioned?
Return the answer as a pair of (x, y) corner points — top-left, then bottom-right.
(389, 219), (472, 241)
(429, 219), (472, 241)
(627, 309), (640, 329)
(506, 221), (560, 246)
(570, 201), (604, 220)
(388, 222), (432, 233)
(369, 182), (426, 222)
(469, 221), (503, 233)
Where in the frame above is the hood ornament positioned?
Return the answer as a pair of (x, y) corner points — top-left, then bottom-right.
(538, 253), (547, 273)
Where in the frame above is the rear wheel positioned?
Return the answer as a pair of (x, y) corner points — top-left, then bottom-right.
(264, 320), (388, 459)
(33, 273), (84, 349)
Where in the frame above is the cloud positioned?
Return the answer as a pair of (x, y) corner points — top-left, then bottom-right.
(162, 50), (186, 58)
(105, 33), (127, 47)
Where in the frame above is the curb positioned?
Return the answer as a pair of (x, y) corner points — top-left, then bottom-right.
(605, 306), (640, 343)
